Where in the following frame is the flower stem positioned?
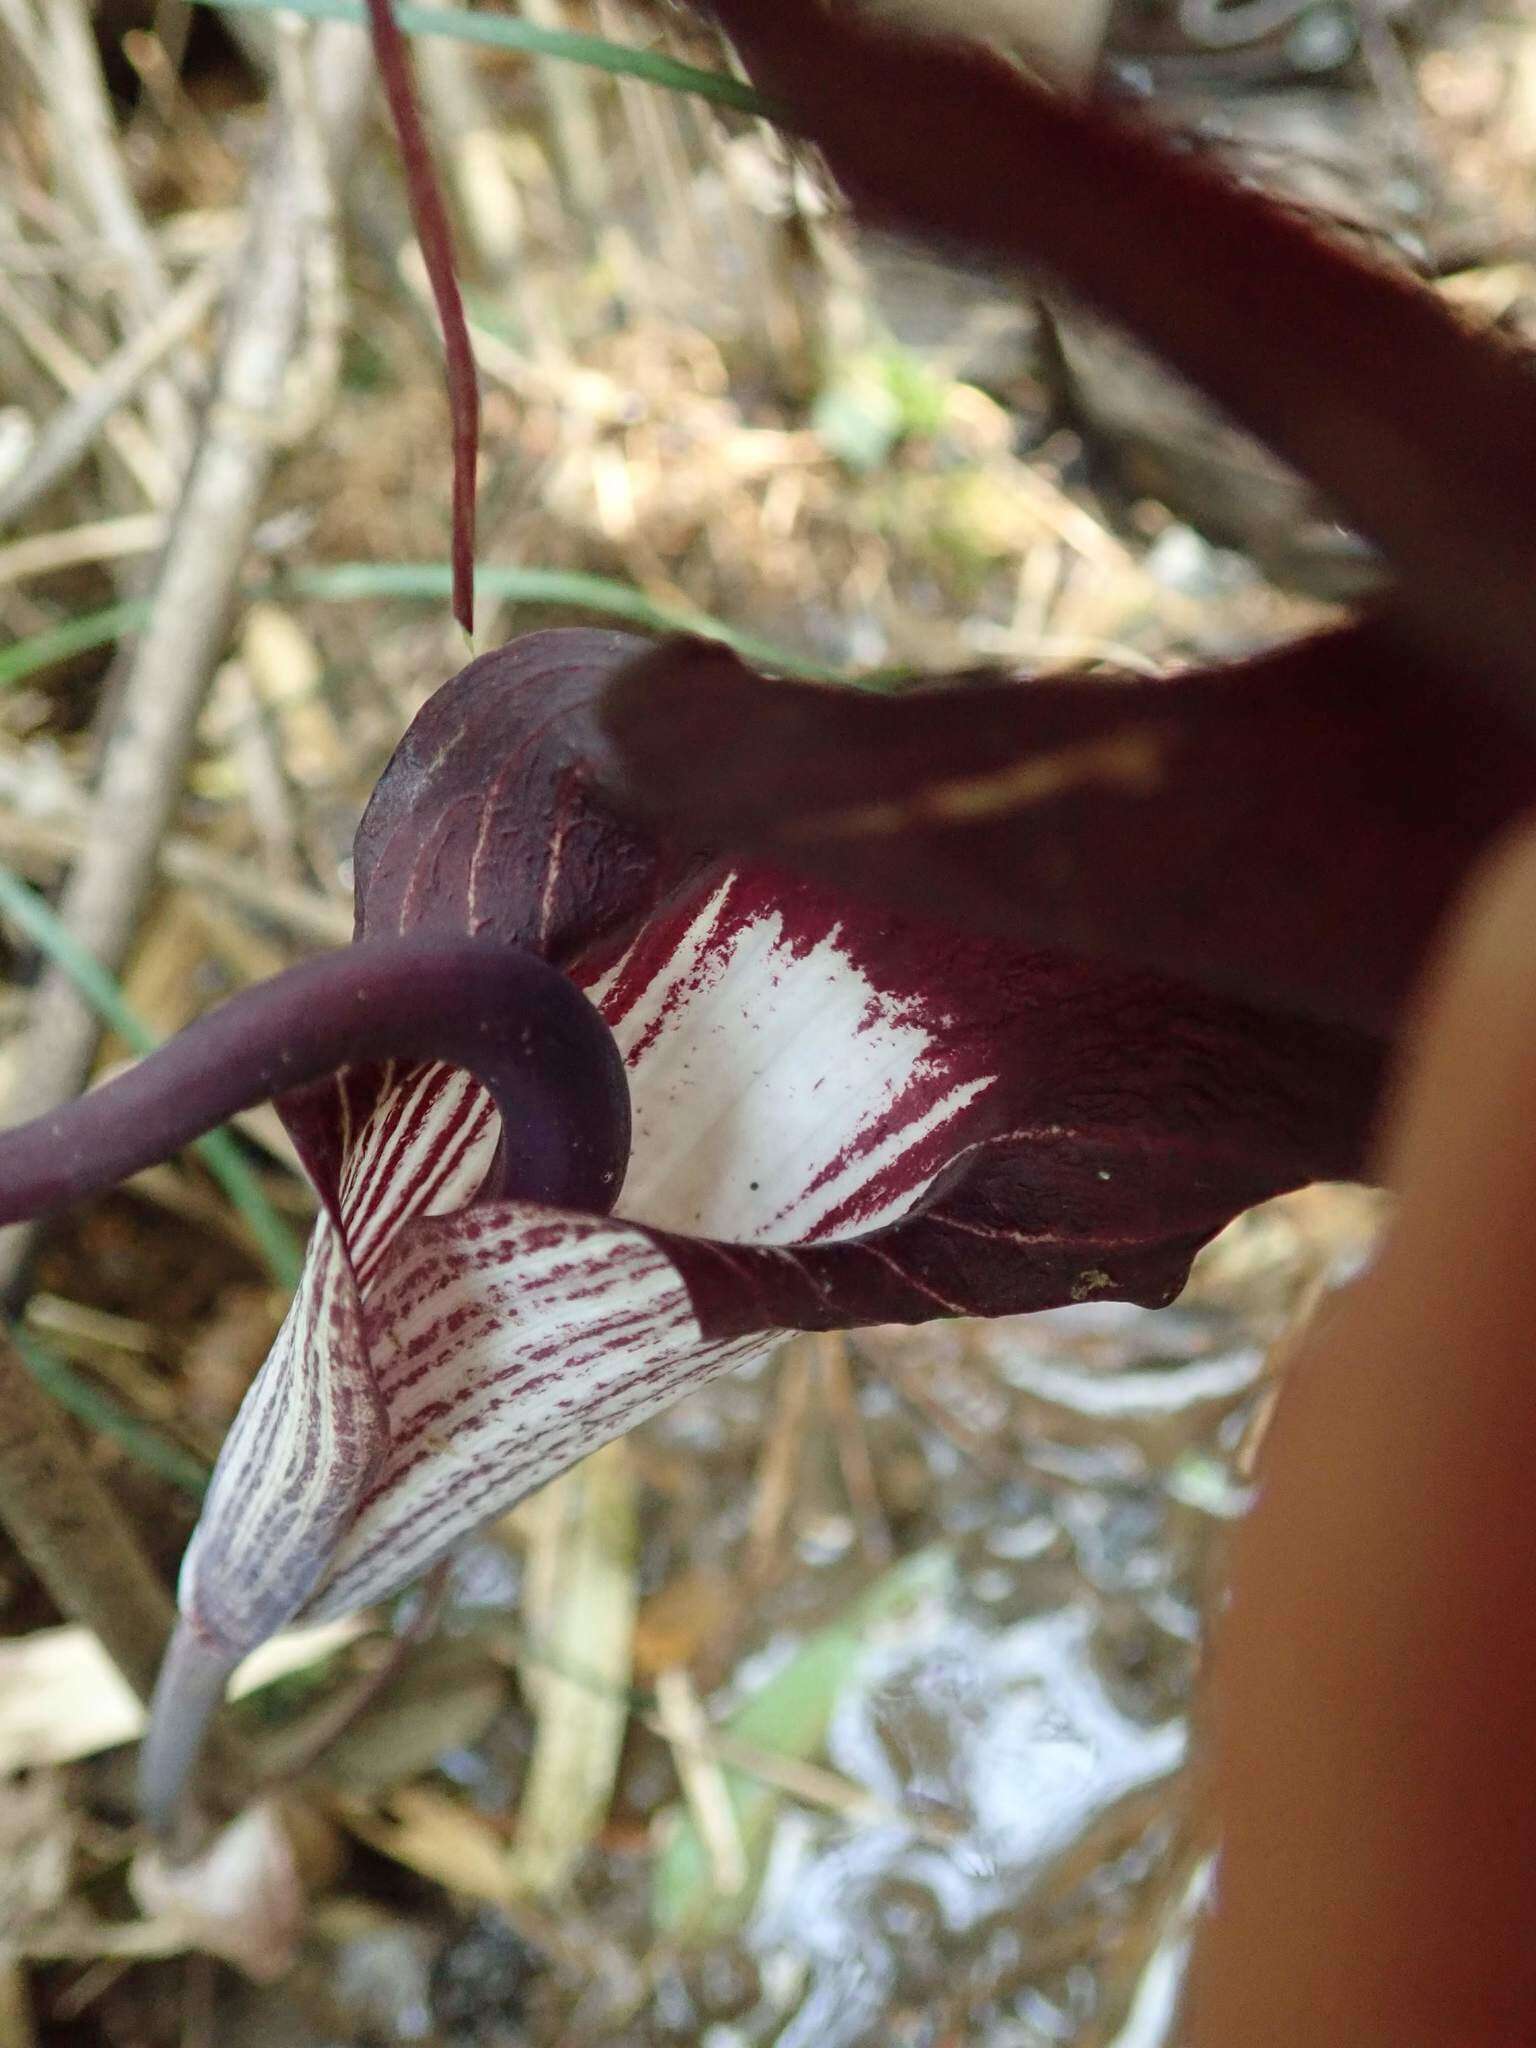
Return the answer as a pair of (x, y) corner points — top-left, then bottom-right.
(138, 1621), (241, 1847)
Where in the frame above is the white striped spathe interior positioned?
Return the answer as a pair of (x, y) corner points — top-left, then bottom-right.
(182, 884), (1000, 1639)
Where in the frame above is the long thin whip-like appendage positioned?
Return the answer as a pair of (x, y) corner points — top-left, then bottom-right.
(364, 0), (479, 634)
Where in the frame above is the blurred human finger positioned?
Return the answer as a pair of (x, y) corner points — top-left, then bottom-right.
(1188, 819), (1536, 2047)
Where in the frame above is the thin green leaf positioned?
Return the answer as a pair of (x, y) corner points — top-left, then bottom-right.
(194, 0), (783, 118)
(0, 600), (152, 689)
(0, 866), (305, 1289)
(9, 1323), (210, 1499)
(289, 561), (846, 681)
(2, 574), (844, 692)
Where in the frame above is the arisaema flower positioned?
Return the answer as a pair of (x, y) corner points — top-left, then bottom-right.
(0, 631), (1386, 1832)
(8, 0), (1536, 1854)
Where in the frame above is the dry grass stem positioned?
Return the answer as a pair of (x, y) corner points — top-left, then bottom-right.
(521, 0), (611, 222)
(651, 1671), (753, 1892)
(37, 0), (171, 316)
(815, 1332), (893, 1564)
(506, 1444), (639, 1898)
(0, 513), (168, 586)
(0, 807), (351, 948)
(745, 1340), (815, 1585)
(0, 272), (177, 506)
(0, 260), (228, 528)
(651, 1666), (749, 1897)
(37, 0), (191, 464)
(0, 24), (371, 1302)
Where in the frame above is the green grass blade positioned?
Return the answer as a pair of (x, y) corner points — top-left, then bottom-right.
(9, 1323), (210, 1498)
(0, 601), (152, 689)
(0, 866), (305, 1289)
(289, 561), (845, 681)
(193, 0), (783, 118)
(4, 571), (844, 690)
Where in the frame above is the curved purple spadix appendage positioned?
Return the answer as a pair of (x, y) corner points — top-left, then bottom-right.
(0, 935), (630, 1226)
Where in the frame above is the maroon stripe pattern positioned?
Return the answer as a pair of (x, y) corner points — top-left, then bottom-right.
(173, 642), (1379, 1647)
(134, 624), (1390, 1818)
